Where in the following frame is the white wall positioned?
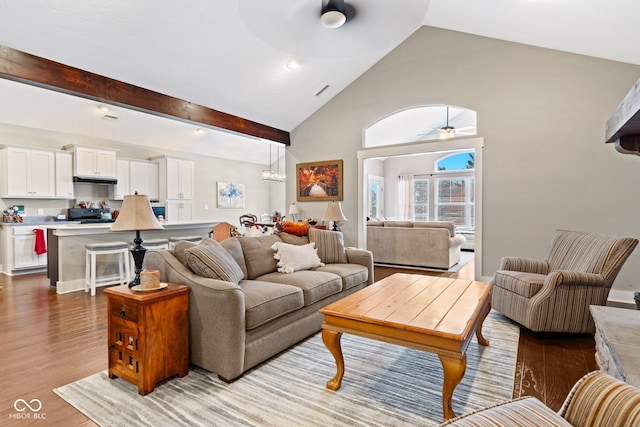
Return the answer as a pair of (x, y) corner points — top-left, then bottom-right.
(0, 122), (283, 225)
(287, 26), (640, 300)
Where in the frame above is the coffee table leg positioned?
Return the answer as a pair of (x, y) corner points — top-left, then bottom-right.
(322, 329), (344, 391)
(475, 300), (491, 346)
(438, 354), (467, 421)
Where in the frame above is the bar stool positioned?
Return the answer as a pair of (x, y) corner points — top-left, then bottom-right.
(85, 241), (131, 296)
(168, 235), (202, 250)
(129, 238), (169, 269)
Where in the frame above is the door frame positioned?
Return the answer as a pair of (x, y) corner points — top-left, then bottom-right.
(357, 137), (484, 279)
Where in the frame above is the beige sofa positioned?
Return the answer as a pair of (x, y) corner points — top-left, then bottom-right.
(367, 220), (466, 269)
(146, 229), (373, 382)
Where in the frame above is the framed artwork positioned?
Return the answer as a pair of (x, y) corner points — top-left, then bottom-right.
(217, 182), (245, 209)
(296, 159), (343, 201)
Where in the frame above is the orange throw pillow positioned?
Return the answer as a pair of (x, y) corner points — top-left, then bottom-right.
(280, 221), (310, 236)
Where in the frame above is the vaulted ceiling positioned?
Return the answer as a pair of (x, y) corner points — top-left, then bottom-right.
(0, 0), (638, 164)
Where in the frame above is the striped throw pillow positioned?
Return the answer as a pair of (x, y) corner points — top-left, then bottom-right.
(309, 228), (348, 264)
(185, 240), (244, 283)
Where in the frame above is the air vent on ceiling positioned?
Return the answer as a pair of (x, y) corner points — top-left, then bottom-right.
(315, 84), (330, 97)
(102, 114), (119, 121)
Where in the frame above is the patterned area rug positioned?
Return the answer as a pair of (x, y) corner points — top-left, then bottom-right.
(54, 311), (518, 427)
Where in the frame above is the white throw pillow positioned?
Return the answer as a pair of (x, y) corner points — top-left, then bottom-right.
(271, 241), (324, 274)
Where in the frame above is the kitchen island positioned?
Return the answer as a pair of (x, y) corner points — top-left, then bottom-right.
(46, 220), (217, 293)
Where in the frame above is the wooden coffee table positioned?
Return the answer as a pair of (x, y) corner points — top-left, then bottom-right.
(320, 273), (492, 421)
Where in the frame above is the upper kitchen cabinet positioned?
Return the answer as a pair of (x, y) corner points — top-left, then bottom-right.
(0, 145), (56, 198)
(114, 159), (159, 201)
(63, 144), (117, 179)
(150, 155), (194, 220)
(55, 151), (74, 199)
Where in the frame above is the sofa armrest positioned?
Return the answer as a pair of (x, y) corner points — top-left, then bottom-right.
(559, 371), (640, 426)
(146, 250), (247, 381)
(450, 234), (466, 247)
(345, 247), (374, 285)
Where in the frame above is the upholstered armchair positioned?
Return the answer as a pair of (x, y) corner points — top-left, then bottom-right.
(440, 371), (640, 426)
(491, 229), (638, 333)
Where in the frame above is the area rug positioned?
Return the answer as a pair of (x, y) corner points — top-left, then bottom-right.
(54, 311), (518, 427)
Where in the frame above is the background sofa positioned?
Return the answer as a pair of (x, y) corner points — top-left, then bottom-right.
(366, 220), (466, 269)
(147, 229), (373, 382)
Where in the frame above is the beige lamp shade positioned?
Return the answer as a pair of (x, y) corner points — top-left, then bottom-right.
(322, 201), (347, 222)
(110, 194), (164, 232)
(288, 203), (301, 215)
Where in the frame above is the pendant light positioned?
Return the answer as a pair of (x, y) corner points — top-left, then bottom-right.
(439, 106), (456, 140)
(262, 144), (286, 182)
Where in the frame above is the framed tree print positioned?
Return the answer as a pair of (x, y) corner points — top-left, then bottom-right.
(296, 159), (343, 201)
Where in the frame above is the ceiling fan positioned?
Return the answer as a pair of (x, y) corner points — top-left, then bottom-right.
(438, 106), (475, 140)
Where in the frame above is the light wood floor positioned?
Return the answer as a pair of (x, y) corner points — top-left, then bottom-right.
(0, 257), (596, 425)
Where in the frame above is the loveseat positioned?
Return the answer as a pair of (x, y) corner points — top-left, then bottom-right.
(146, 228), (373, 382)
(366, 220), (466, 269)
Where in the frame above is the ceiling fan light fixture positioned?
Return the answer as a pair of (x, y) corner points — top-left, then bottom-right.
(439, 126), (455, 139)
(321, 1), (347, 28)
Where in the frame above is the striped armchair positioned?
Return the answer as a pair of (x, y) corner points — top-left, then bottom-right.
(491, 229), (638, 333)
(440, 371), (640, 426)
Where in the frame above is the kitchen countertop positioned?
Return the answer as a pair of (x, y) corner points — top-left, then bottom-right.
(47, 220), (219, 236)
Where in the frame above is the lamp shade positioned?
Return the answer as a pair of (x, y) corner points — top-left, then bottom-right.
(288, 203), (301, 215)
(322, 201), (347, 222)
(110, 194), (164, 232)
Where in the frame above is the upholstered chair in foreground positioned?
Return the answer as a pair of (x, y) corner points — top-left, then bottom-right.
(440, 371), (640, 426)
(491, 229), (638, 333)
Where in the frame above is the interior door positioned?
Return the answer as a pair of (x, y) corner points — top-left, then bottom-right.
(368, 175), (384, 219)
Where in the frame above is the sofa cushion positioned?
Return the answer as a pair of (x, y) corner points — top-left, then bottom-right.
(278, 232), (310, 246)
(366, 220), (384, 226)
(240, 280), (304, 330)
(219, 237), (248, 279)
(185, 241), (244, 284)
(256, 270), (342, 306)
(272, 241), (324, 273)
(313, 264), (368, 290)
(413, 221), (456, 237)
(309, 228), (348, 264)
(493, 270), (546, 298)
(238, 235), (281, 279)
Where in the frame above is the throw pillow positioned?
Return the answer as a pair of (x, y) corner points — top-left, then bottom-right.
(309, 227), (348, 264)
(271, 241), (324, 274)
(173, 238), (218, 266)
(185, 240), (244, 283)
(280, 221), (310, 236)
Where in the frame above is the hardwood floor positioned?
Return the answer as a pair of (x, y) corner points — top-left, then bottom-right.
(0, 258), (597, 425)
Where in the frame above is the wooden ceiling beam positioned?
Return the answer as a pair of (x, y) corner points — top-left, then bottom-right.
(0, 45), (290, 145)
(605, 78), (640, 154)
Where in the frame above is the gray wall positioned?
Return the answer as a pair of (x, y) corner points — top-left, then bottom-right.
(287, 26), (640, 298)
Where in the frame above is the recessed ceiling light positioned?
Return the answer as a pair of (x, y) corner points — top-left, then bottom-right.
(98, 105), (110, 113)
(195, 128), (204, 134)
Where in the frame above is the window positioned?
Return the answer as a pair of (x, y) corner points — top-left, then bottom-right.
(414, 178), (429, 221)
(412, 150), (475, 229)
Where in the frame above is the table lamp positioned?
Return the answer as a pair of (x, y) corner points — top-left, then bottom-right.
(322, 201), (347, 231)
(110, 192), (164, 287)
(288, 202), (301, 222)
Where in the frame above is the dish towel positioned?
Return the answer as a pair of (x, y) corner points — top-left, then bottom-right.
(34, 228), (47, 255)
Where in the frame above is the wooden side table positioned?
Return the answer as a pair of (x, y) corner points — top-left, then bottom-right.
(104, 284), (189, 395)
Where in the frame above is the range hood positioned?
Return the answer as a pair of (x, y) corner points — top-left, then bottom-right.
(73, 176), (118, 185)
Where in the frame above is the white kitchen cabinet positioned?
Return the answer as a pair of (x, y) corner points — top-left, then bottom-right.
(55, 151), (74, 198)
(159, 157), (194, 200)
(114, 159), (130, 200)
(114, 159), (159, 201)
(0, 146), (56, 198)
(166, 200), (194, 221)
(151, 155), (194, 220)
(12, 227), (47, 270)
(64, 144), (117, 179)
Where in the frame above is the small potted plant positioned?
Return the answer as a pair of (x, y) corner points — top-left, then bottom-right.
(635, 291), (640, 310)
